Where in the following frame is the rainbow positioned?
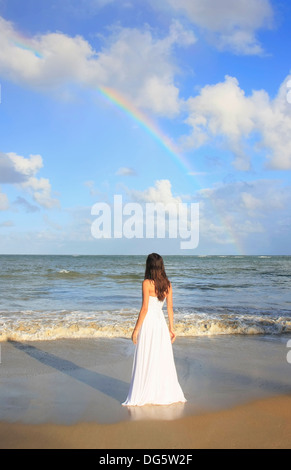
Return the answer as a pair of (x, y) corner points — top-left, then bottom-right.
(9, 31), (242, 253)
(98, 87), (192, 174)
(12, 39), (43, 58)
(98, 86), (243, 254)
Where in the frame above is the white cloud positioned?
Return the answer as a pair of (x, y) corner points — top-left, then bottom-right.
(116, 167), (136, 176)
(0, 153), (25, 184)
(0, 151), (59, 209)
(129, 179), (182, 205)
(22, 176), (59, 209)
(183, 75), (291, 170)
(96, 21), (196, 116)
(157, 0), (273, 55)
(0, 18), (98, 88)
(140, 75), (180, 116)
(0, 16), (195, 116)
(257, 76), (291, 170)
(7, 152), (43, 177)
(241, 192), (263, 213)
(126, 179), (183, 227)
(0, 152), (43, 185)
(195, 178), (291, 249)
(199, 179), (290, 215)
(127, 179), (291, 253)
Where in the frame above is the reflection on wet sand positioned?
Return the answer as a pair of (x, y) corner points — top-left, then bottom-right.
(124, 402), (186, 421)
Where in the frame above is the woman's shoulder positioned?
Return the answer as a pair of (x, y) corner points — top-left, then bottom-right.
(142, 279), (153, 289)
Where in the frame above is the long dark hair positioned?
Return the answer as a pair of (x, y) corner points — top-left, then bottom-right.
(144, 253), (170, 301)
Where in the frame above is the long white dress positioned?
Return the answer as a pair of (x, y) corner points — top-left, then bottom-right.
(122, 295), (186, 406)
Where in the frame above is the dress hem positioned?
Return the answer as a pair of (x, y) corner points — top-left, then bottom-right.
(121, 399), (187, 407)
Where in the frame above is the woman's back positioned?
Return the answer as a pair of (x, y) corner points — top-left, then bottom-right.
(145, 279), (169, 300)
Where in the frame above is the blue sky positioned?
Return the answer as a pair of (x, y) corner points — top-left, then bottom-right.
(0, 0), (290, 255)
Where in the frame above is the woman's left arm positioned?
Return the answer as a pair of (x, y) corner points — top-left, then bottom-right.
(131, 280), (150, 344)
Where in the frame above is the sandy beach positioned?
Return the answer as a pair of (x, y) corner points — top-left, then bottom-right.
(0, 335), (291, 449)
(1, 394), (291, 449)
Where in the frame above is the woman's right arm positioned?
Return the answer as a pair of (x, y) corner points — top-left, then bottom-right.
(166, 283), (176, 343)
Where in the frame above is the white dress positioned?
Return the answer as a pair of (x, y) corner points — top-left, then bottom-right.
(122, 296), (186, 406)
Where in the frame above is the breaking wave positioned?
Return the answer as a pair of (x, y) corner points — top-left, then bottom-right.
(1, 309), (290, 342)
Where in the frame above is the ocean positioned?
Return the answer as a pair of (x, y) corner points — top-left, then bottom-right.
(0, 255), (290, 341)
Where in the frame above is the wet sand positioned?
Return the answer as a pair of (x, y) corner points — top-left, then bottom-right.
(0, 335), (290, 448)
(1, 394), (291, 449)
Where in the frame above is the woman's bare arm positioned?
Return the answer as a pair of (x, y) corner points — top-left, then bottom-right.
(166, 283), (176, 343)
(131, 280), (150, 344)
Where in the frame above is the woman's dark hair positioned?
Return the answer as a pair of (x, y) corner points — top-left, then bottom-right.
(144, 253), (170, 301)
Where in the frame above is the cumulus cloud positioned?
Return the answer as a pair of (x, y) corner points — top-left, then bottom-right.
(127, 179), (186, 234)
(0, 151), (59, 209)
(156, 0), (274, 55)
(0, 152), (32, 183)
(0, 152), (43, 184)
(0, 16), (195, 116)
(20, 176), (58, 209)
(0, 17), (99, 88)
(95, 21), (196, 115)
(183, 75), (291, 170)
(7, 153), (43, 178)
(129, 179), (182, 205)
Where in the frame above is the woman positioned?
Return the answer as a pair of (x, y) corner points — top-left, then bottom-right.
(122, 253), (186, 406)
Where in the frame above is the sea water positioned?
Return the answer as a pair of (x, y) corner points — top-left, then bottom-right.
(0, 255), (290, 341)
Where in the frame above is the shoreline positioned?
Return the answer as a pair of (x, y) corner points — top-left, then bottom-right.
(0, 335), (291, 448)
